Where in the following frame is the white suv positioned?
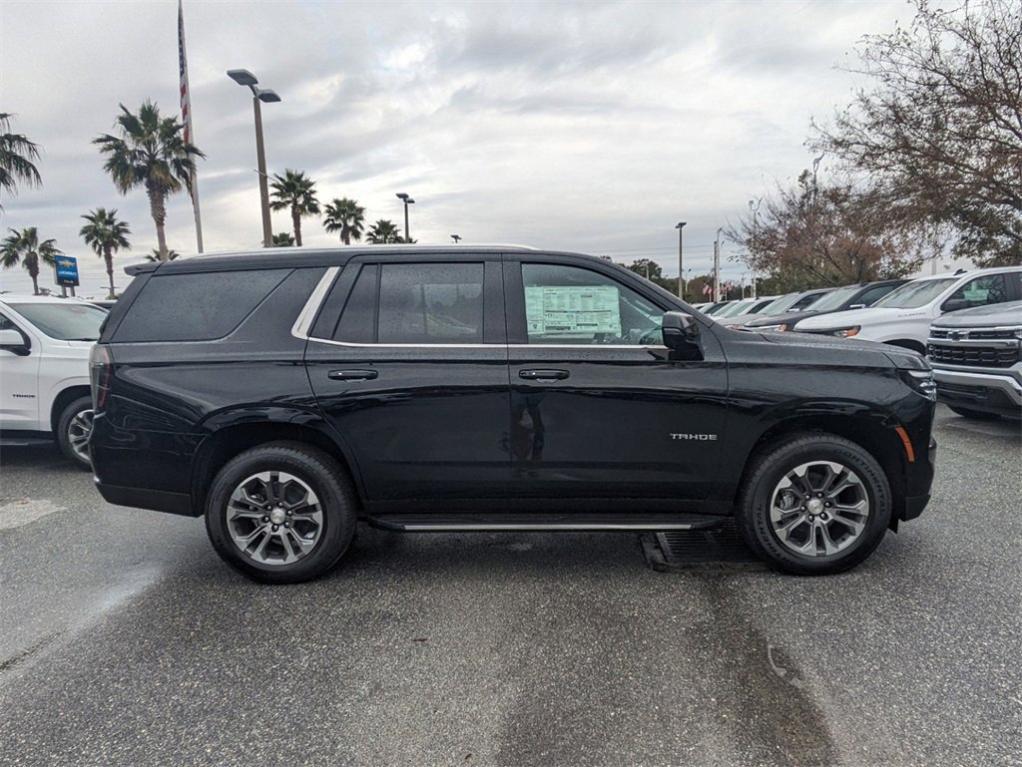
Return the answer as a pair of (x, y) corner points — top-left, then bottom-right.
(0, 295), (108, 467)
(793, 267), (1022, 353)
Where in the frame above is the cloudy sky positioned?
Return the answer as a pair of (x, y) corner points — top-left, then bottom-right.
(1, 0), (915, 297)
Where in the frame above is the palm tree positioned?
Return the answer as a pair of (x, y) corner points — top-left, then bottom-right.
(80, 208), (130, 299)
(0, 113), (41, 209)
(366, 219), (401, 244)
(144, 249), (179, 262)
(323, 197), (366, 245)
(1, 227), (61, 295)
(94, 101), (203, 262)
(269, 170), (319, 246)
(271, 232), (295, 247)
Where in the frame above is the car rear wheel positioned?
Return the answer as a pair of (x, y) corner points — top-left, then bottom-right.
(205, 442), (357, 584)
(947, 405), (1001, 421)
(736, 434), (892, 575)
(56, 395), (94, 469)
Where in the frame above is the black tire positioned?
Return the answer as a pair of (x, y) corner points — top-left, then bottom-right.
(205, 441), (357, 584)
(947, 405), (1001, 421)
(736, 433), (892, 575)
(56, 395), (94, 469)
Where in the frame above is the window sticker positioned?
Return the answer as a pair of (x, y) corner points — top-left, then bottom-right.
(961, 283), (990, 302)
(525, 285), (621, 337)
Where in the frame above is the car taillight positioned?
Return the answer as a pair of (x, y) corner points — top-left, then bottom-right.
(90, 343), (113, 411)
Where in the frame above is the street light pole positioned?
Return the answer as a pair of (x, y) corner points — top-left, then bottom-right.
(713, 228), (723, 302)
(675, 221), (687, 300)
(396, 193), (415, 241)
(228, 69), (280, 248)
(450, 234), (462, 244)
(252, 96), (272, 247)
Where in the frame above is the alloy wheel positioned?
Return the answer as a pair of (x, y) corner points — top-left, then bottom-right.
(769, 461), (871, 557)
(226, 471), (324, 566)
(67, 409), (94, 464)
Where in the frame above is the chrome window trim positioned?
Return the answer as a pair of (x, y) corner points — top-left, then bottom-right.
(291, 266), (340, 341)
(293, 264), (668, 351)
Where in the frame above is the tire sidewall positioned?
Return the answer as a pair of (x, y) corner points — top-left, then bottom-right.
(57, 395), (93, 470)
(741, 437), (892, 575)
(205, 445), (355, 583)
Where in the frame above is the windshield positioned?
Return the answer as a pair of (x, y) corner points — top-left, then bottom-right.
(808, 285), (861, 312)
(759, 293), (804, 316)
(716, 300), (754, 318)
(874, 278), (957, 309)
(9, 302), (107, 341)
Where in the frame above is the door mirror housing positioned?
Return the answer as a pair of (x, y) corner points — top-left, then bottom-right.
(661, 311), (699, 350)
(941, 298), (971, 314)
(0, 328), (30, 356)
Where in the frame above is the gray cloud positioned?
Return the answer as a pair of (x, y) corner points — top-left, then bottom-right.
(0, 0), (913, 297)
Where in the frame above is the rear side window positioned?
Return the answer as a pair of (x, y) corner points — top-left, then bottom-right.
(113, 269), (291, 342)
(333, 262), (485, 344)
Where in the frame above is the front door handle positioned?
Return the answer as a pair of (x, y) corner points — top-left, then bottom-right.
(328, 369), (378, 381)
(519, 369), (570, 381)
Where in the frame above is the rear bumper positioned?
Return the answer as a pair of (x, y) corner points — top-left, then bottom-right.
(94, 479), (196, 516)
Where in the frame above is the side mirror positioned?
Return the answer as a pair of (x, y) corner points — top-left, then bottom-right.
(941, 298), (970, 314)
(0, 328), (30, 356)
(662, 311), (699, 350)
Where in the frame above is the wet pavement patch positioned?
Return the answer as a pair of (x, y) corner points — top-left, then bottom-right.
(640, 523), (763, 571)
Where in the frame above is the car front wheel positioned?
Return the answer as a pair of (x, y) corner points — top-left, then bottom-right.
(737, 434), (892, 575)
(205, 442), (358, 584)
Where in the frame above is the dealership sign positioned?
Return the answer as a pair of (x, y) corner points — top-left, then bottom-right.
(54, 255), (80, 287)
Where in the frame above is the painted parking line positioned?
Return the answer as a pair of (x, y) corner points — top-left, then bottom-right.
(0, 499), (64, 531)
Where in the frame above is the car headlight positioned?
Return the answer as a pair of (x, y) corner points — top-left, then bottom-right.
(900, 369), (937, 400)
(755, 323), (790, 332)
(826, 326), (860, 337)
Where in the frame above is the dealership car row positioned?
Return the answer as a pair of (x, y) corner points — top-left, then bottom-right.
(0, 260), (1019, 473)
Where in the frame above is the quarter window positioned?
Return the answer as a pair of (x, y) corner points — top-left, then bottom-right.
(521, 263), (663, 345)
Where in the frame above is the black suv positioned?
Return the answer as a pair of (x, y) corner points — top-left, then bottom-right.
(90, 246), (937, 583)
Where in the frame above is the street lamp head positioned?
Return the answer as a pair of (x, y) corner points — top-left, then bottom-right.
(227, 69), (258, 87)
(675, 221), (687, 229)
(257, 89), (281, 103)
(396, 192), (409, 201)
(406, 198), (415, 205)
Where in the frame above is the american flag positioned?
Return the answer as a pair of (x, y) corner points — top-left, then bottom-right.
(178, 0), (203, 251)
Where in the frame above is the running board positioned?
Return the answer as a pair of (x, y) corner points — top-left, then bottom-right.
(366, 512), (725, 533)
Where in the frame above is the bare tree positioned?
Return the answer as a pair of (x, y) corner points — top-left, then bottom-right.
(814, 0), (1022, 266)
(727, 169), (926, 291)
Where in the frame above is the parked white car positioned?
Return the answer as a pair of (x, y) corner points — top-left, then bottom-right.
(793, 267), (1022, 353)
(0, 294), (108, 467)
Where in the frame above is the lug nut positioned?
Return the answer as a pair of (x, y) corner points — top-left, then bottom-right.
(262, 515), (268, 522)
(272, 524), (279, 532)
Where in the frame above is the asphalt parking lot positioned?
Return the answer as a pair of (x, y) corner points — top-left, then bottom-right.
(1, 405), (1020, 767)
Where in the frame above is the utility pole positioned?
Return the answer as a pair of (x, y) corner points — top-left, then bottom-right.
(713, 228), (723, 302)
(675, 221), (687, 300)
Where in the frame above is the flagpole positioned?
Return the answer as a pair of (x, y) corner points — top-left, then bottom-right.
(179, 0), (204, 253)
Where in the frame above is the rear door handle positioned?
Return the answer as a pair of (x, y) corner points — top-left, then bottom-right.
(328, 369), (378, 381)
(519, 369), (570, 381)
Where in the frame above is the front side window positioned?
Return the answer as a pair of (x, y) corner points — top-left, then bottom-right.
(8, 302), (107, 341)
(521, 263), (663, 345)
(943, 274), (1009, 310)
(856, 283), (899, 307)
